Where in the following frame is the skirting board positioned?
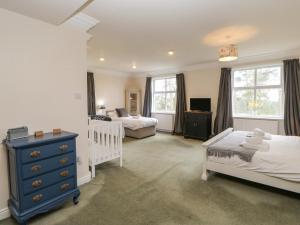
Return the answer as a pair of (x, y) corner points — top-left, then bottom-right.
(0, 207), (10, 221)
(0, 172), (92, 221)
(77, 171), (92, 186)
(157, 129), (172, 133)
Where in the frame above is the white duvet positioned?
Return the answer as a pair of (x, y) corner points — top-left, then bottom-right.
(208, 131), (300, 182)
(112, 116), (158, 130)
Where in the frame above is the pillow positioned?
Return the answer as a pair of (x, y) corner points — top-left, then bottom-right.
(91, 115), (112, 121)
(106, 110), (118, 118)
(116, 108), (129, 117)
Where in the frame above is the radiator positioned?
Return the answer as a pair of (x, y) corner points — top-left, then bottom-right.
(233, 118), (279, 134)
(152, 113), (174, 132)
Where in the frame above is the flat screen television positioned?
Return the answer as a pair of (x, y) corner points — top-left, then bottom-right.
(190, 98), (211, 112)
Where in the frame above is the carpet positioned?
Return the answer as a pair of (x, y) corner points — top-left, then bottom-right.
(1, 133), (300, 225)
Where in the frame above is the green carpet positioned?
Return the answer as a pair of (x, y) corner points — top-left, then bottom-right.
(1, 133), (300, 225)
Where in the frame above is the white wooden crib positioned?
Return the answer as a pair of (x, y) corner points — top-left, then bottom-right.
(88, 118), (123, 178)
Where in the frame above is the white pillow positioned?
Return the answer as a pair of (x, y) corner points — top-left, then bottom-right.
(107, 110), (118, 118)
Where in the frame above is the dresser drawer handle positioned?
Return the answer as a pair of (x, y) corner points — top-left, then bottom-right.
(60, 170), (69, 177)
(32, 194), (43, 202)
(59, 144), (69, 151)
(31, 165), (42, 172)
(30, 151), (41, 158)
(60, 183), (70, 191)
(32, 179), (43, 188)
(59, 158), (69, 165)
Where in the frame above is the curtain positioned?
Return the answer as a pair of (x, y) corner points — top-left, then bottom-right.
(142, 77), (152, 117)
(87, 72), (96, 116)
(283, 59), (300, 136)
(173, 73), (187, 135)
(214, 68), (233, 134)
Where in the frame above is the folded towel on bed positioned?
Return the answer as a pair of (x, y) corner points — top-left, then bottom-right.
(247, 128), (272, 140)
(132, 115), (141, 119)
(253, 128), (265, 137)
(247, 132), (272, 140)
(240, 141), (270, 152)
(263, 133), (272, 140)
(245, 136), (263, 145)
(243, 130), (270, 151)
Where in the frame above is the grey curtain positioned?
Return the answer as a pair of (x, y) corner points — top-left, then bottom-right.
(173, 73), (187, 135)
(214, 68), (233, 134)
(87, 72), (96, 116)
(142, 77), (152, 117)
(283, 59), (300, 136)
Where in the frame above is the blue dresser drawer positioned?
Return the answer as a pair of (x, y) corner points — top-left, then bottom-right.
(22, 178), (75, 211)
(21, 139), (75, 164)
(22, 152), (74, 179)
(6, 131), (80, 224)
(23, 165), (75, 195)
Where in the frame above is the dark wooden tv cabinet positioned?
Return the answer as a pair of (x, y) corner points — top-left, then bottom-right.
(183, 111), (212, 141)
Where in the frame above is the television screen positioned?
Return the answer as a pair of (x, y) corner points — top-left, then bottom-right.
(190, 98), (211, 111)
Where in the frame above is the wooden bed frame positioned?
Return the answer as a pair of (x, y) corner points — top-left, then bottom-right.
(201, 128), (300, 194)
(105, 110), (157, 139)
(124, 126), (156, 139)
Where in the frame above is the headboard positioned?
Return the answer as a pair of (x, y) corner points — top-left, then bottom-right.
(105, 109), (116, 116)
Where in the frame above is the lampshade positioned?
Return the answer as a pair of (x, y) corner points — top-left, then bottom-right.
(219, 45), (238, 62)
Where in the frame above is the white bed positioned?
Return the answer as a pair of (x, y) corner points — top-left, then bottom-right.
(202, 128), (300, 193)
(113, 116), (158, 130)
(108, 110), (158, 138)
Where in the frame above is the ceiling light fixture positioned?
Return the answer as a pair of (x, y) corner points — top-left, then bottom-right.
(168, 51), (174, 56)
(132, 64), (137, 69)
(99, 57), (105, 62)
(219, 45), (238, 62)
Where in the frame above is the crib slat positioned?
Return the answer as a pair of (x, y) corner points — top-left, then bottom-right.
(88, 119), (123, 178)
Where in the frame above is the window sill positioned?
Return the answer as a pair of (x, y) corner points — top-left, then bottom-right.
(152, 112), (175, 115)
(233, 116), (284, 121)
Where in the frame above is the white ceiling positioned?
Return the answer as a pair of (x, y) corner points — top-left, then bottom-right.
(84, 0), (300, 74)
(0, 0), (90, 25)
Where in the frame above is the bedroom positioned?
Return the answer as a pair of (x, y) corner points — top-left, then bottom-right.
(0, 1), (300, 225)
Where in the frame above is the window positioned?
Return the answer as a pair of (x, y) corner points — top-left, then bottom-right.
(152, 77), (176, 113)
(232, 65), (283, 118)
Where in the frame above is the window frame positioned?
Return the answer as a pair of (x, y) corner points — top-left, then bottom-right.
(232, 64), (284, 119)
(152, 76), (177, 114)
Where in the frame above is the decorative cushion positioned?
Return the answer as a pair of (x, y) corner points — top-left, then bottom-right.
(116, 108), (129, 117)
(91, 115), (112, 121)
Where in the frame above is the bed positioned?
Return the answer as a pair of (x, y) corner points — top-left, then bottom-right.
(201, 128), (300, 193)
(107, 109), (158, 139)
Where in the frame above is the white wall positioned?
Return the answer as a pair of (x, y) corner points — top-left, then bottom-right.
(93, 73), (131, 112)
(0, 8), (89, 213)
(185, 68), (220, 126)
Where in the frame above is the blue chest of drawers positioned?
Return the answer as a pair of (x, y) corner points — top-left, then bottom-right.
(6, 131), (80, 225)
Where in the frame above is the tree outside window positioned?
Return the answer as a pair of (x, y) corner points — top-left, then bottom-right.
(152, 77), (176, 113)
(232, 66), (283, 118)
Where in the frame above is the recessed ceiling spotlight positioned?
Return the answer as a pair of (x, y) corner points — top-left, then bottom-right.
(99, 57), (105, 62)
(132, 64), (137, 69)
(168, 51), (174, 56)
